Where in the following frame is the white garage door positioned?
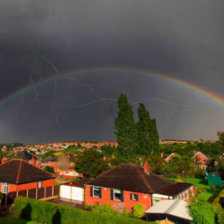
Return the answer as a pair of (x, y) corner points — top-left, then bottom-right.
(60, 185), (84, 202)
(60, 185), (71, 199)
(72, 187), (83, 202)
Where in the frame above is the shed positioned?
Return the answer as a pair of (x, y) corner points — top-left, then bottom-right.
(207, 173), (223, 187)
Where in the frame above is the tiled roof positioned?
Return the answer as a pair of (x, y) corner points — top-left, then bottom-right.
(157, 182), (193, 196)
(0, 159), (55, 184)
(86, 164), (174, 194)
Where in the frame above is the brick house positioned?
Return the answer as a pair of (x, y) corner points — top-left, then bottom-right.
(192, 151), (209, 170)
(0, 159), (55, 194)
(85, 163), (194, 212)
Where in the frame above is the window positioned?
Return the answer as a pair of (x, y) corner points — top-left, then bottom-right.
(130, 193), (138, 201)
(93, 186), (101, 198)
(114, 189), (122, 201)
(37, 181), (42, 189)
(1, 182), (9, 193)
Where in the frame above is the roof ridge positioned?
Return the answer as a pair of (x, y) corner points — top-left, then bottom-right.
(136, 166), (153, 193)
(151, 172), (174, 185)
(86, 164), (121, 186)
(22, 159), (55, 177)
(16, 160), (23, 184)
(165, 199), (180, 214)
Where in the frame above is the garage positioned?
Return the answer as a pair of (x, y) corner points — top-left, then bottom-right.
(60, 182), (84, 203)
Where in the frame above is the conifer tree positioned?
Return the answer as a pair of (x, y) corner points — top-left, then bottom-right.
(136, 103), (160, 156)
(114, 94), (137, 158)
(149, 118), (160, 154)
(136, 103), (151, 155)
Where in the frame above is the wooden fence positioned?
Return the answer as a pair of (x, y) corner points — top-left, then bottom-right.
(5, 185), (59, 205)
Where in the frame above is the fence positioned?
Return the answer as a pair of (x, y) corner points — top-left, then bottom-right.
(5, 185), (59, 205)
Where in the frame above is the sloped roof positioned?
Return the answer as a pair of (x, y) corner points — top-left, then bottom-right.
(0, 159), (55, 184)
(157, 182), (193, 196)
(145, 199), (192, 221)
(7, 150), (39, 161)
(86, 164), (174, 194)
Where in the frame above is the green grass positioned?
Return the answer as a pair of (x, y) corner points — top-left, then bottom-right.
(0, 217), (37, 224)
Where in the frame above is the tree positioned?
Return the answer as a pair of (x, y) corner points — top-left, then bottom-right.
(218, 131), (224, 149)
(114, 94), (138, 158)
(147, 155), (166, 175)
(149, 118), (160, 154)
(136, 103), (160, 156)
(74, 148), (109, 178)
(190, 201), (216, 224)
(136, 103), (151, 156)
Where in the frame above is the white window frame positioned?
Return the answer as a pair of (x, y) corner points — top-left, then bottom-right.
(130, 193), (138, 201)
(113, 189), (122, 201)
(1, 182), (9, 193)
(93, 186), (101, 198)
(37, 181), (42, 189)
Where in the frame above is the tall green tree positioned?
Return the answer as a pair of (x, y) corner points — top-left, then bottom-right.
(114, 94), (138, 158)
(136, 103), (151, 155)
(149, 118), (160, 154)
(136, 103), (160, 156)
(74, 148), (109, 178)
(218, 131), (224, 149)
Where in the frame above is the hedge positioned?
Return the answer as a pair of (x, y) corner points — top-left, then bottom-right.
(14, 197), (149, 224)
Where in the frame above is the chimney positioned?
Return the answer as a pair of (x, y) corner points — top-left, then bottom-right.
(36, 160), (41, 168)
(161, 152), (164, 158)
(144, 162), (150, 174)
(1, 156), (7, 164)
(31, 157), (36, 166)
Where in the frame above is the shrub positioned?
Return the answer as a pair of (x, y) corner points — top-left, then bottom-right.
(190, 201), (216, 224)
(14, 197), (147, 224)
(132, 204), (145, 218)
(92, 204), (117, 216)
(43, 166), (55, 174)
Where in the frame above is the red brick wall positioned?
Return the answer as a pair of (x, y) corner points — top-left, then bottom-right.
(0, 178), (56, 193)
(85, 185), (151, 212)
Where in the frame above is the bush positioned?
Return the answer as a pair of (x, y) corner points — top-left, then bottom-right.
(190, 201), (216, 224)
(14, 197), (147, 224)
(132, 204), (145, 218)
(43, 166), (55, 174)
(92, 204), (117, 216)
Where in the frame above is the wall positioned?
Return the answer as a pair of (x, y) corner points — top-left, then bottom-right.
(0, 178), (55, 193)
(85, 185), (151, 212)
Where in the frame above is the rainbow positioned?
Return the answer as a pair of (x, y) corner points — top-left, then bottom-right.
(0, 67), (224, 108)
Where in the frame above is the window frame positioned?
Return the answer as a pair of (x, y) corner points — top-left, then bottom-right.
(113, 189), (122, 201)
(130, 193), (138, 201)
(37, 181), (42, 189)
(1, 182), (9, 193)
(93, 186), (101, 198)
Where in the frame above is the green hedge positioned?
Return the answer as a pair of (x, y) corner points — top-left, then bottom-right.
(14, 197), (149, 224)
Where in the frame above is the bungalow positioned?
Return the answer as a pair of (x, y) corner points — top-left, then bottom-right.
(85, 163), (194, 212)
(192, 151), (209, 170)
(0, 159), (55, 194)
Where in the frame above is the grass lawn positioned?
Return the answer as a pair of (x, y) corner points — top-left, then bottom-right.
(168, 177), (223, 202)
(0, 217), (35, 224)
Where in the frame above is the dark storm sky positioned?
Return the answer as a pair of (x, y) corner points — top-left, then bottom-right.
(0, 0), (224, 143)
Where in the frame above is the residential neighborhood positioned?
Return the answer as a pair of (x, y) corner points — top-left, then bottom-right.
(0, 2), (224, 223)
